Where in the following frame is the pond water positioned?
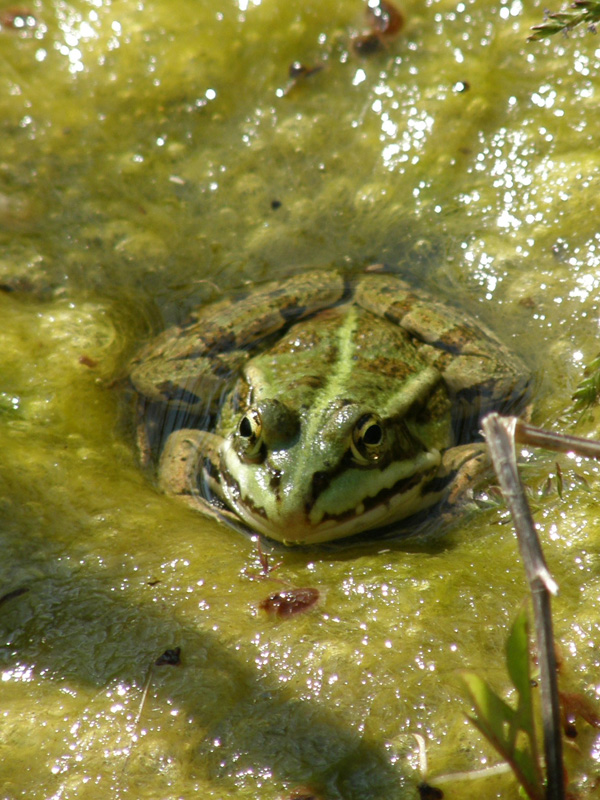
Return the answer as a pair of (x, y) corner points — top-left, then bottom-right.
(1, 1), (600, 798)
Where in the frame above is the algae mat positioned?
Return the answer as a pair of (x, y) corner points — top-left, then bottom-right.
(1, 1), (600, 798)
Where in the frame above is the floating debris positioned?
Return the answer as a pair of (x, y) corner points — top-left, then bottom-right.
(259, 587), (320, 618)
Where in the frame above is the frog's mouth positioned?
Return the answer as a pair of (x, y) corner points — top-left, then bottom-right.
(218, 452), (445, 545)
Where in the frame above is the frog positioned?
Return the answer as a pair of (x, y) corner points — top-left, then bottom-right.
(129, 268), (531, 545)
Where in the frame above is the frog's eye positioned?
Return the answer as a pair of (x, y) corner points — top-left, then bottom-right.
(236, 409), (264, 461)
(234, 401), (299, 463)
(238, 414), (258, 439)
(351, 413), (384, 463)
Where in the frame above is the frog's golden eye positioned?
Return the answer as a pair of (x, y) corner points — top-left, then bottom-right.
(238, 413), (259, 439)
(236, 409), (264, 461)
(235, 400), (299, 464)
(351, 413), (384, 463)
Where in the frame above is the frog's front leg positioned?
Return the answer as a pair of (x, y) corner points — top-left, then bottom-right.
(158, 428), (238, 525)
(438, 443), (490, 507)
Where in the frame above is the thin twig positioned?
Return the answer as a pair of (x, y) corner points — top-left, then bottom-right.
(515, 419), (600, 459)
(482, 413), (564, 800)
(134, 663), (155, 726)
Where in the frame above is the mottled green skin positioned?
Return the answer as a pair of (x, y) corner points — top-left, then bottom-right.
(130, 270), (531, 544)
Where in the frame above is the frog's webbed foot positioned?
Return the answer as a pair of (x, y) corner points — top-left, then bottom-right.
(158, 428), (238, 526)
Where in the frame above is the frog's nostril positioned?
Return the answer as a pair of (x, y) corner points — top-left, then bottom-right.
(311, 470), (331, 499)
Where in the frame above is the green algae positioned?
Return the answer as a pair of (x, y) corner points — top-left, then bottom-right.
(1, 1), (600, 798)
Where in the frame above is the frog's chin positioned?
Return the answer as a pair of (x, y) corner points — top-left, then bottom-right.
(218, 443), (444, 544)
(222, 486), (444, 546)
(235, 506), (355, 545)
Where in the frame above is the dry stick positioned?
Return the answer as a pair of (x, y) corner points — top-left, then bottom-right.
(515, 419), (600, 459)
(482, 413), (564, 800)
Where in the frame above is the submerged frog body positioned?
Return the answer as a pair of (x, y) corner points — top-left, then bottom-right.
(129, 269), (531, 544)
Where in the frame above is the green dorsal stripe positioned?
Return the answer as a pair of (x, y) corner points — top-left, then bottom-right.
(302, 306), (359, 448)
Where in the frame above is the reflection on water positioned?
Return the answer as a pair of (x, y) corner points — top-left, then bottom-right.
(1, 0), (600, 797)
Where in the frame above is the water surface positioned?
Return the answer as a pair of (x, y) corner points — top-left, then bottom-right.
(1, 1), (600, 798)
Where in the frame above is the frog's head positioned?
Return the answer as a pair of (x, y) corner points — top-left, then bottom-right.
(218, 398), (444, 544)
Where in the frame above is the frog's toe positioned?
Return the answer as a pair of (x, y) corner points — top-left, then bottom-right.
(439, 443), (490, 505)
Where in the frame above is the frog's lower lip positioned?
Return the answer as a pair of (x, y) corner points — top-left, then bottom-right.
(218, 443), (446, 543)
(220, 501), (346, 543)
(217, 460), (355, 543)
(220, 471), (448, 545)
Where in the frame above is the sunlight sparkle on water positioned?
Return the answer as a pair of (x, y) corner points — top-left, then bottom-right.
(499, 0), (523, 18)
(2, 664), (34, 682)
(54, 5), (105, 74)
(570, 256), (600, 301)
(381, 112), (434, 170)
(353, 69), (367, 86)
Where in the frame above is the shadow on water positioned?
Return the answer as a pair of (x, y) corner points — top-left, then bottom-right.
(0, 477), (418, 800)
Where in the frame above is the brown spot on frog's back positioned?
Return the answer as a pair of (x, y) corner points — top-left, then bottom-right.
(433, 322), (485, 351)
(361, 353), (421, 381)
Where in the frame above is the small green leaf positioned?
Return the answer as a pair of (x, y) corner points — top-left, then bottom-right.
(506, 606), (530, 697)
(572, 353), (600, 411)
(462, 610), (544, 800)
(555, 463), (563, 499)
(528, 0), (600, 40)
(505, 607), (540, 771)
(462, 671), (515, 732)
